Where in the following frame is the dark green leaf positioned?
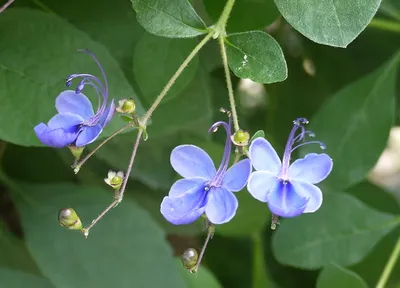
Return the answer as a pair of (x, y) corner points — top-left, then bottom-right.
(131, 0), (207, 38)
(11, 183), (186, 288)
(272, 192), (400, 269)
(274, 0), (382, 47)
(177, 259), (222, 288)
(226, 31), (287, 83)
(317, 263), (368, 288)
(134, 34), (199, 104)
(250, 130), (265, 143)
(0, 8), (144, 146)
(300, 53), (399, 190)
(0, 268), (55, 288)
(204, 0), (279, 33)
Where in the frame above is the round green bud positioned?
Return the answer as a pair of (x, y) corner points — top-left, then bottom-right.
(181, 248), (198, 270)
(116, 98), (136, 114)
(104, 171), (124, 190)
(232, 130), (250, 146)
(58, 208), (82, 231)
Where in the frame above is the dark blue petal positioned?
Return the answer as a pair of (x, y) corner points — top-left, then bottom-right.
(249, 138), (281, 173)
(99, 100), (115, 127)
(55, 90), (94, 120)
(75, 124), (102, 147)
(170, 145), (216, 180)
(160, 197), (205, 225)
(291, 180), (323, 213)
(223, 159), (252, 192)
(289, 153), (333, 184)
(247, 171), (278, 202)
(267, 180), (308, 218)
(34, 123), (78, 148)
(205, 187), (238, 224)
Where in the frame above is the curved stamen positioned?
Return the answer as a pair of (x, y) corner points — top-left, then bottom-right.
(291, 141), (326, 152)
(66, 74), (105, 95)
(293, 130), (315, 144)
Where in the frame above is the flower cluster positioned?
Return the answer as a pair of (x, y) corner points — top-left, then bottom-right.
(34, 50), (115, 148)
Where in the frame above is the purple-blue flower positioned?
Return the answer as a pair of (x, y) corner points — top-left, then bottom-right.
(160, 120), (252, 225)
(247, 118), (333, 218)
(34, 50), (115, 148)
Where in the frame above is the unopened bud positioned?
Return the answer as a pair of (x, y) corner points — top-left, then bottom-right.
(302, 58), (316, 77)
(104, 170), (124, 190)
(231, 130), (250, 147)
(58, 208), (82, 230)
(68, 145), (84, 159)
(116, 98), (136, 114)
(181, 248), (198, 271)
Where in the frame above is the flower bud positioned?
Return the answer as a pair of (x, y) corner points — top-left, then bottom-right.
(116, 98), (136, 114)
(181, 248), (198, 271)
(58, 208), (82, 230)
(104, 170), (124, 190)
(68, 145), (84, 159)
(302, 58), (316, 77)
(231, 129), (250, 147)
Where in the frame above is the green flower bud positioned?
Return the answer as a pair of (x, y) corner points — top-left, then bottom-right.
(68, 145), (84, 159)
(58, 208), (82, 230)
(116, 98), (136, 114)
(231, 130), (250, 147)
(181, 248), (198, 271)
(104, 170), (124, 190)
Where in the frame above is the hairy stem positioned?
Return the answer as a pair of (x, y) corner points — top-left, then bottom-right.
(376, 234), (400, 288)
(217, 0), (236, 29)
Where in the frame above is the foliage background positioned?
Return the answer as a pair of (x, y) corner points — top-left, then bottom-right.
(0, 0), (400, 287)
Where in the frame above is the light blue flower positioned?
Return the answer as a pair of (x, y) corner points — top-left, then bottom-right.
(34, 50), (115, 148)
(160, 119), (252, 225)
(247, 118), (333, 217)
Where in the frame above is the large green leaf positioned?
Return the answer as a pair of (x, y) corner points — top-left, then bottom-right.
(225, 31), (287, 83)
(300, 53), (399, 191)
(204, 0), (279, 32)
(274, 0), (382, 47)
(131, 0), (207, 38)
(272, 192), (400, 269)
(134, 34), (199, 104)
(0, 8), (144, 146)
(177, 259), (222, 288)
(0, 268), (55, 288)
(317, 263), (367, 288)
(11, 183), (186, 288)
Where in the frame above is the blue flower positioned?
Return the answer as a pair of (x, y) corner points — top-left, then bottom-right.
(247, 118), (333, 218)
(34, 50), (115, 148)
(160, 120), (252, 225)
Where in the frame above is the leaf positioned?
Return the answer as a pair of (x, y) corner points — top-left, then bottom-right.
(0, 8), (144, 146)
(0, 268), (55, 288)
(317, 263), (368, 288)
(274, 0), (382, 47)
(176, 259), (223, 288)
(131, 0), (207, 38)
(225, 31), (287, 83)
(134, 34), (199, 104)
(11, 182), (186, 288)
(300, 53), (399, 191)
(203, 0), (279, 33)
(250, 130), (265, 143)
(272, 192), (400, 269)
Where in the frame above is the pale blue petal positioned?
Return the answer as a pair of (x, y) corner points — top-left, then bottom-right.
(99, 100), (116, 127)
(167, 178), (207, 212)
(223, 159), (251, 192)
(170, 145), (216, 180)
(205, 187), (238, 224)
(34, 123), (77, 148)
(75, 124), (102, 147)
(289, 153), (333, 184)
(249, 138), (281, 173)
(47, 113), (83, 130)
(56, 90), (94, 120)
(160, 197), (205, 225)
(267, 181), (308, 218)
(169, 178), (206, 197)
(247, 171), (278, 202)
(291, 180), (323, 213)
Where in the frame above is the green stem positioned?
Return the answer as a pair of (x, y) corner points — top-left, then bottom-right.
(142, 32), (213, 124)
(0, 0), (15, 13)
(368, 18), (400, 33)
(217, 0), (236, 29)
(376, 234), (400, 288)
(252, 233), (272, 288)
(30, 0), (57, 14)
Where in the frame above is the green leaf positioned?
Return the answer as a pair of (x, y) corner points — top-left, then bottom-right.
(203, 0), (279, 33)
(11, 182), (186, 288)
(0, 268), (55, 288)
(272, 192), (400, 269)
(177, 259), (223, 288)
(131, 0), (207, 38)
(317, 263), (368, 288)
(0, 8), (144, 146)
(134, 34), (199, 104)
(300, 53), (399, 190)
(274, 0), (382, 47)
(250, 130), (265, 143)
(225, 31), (287, 83)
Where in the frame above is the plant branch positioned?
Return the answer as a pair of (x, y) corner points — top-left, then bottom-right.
(376, 234), (400, 288)
(0, 0), (15, 13)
